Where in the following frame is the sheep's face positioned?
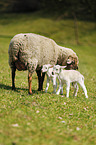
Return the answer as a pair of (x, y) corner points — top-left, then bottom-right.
(66, 56), (79, 70)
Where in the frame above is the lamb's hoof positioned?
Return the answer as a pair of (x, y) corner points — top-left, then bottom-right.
(52, 91), (56, 94)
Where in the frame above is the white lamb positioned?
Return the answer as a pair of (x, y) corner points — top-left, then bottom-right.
(42, 64), (57, 93)
(53, 65), (88, 98)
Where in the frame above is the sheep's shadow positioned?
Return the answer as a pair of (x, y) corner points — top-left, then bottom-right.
(0, 83), (43, 95)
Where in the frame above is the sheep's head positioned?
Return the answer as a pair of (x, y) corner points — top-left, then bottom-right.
(66, 56), (79, 70)
(41, 64), (52, 73)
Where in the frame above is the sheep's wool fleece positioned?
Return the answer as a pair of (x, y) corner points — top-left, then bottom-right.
(8, 33), (59, 72)
(8, 33), (78, 73)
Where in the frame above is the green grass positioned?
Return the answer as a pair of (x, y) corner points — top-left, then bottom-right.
(0, 12), (96, 145)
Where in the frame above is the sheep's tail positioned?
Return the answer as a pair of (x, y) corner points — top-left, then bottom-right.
(8, 41), (20, 69)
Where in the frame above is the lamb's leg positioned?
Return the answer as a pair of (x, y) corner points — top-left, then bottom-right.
(45, 77), (50, 93)
(28, 72), (32, 94)
(56, 82), (62, 95)
(53, 81), (57, 94)
(56, 79), (62, 95)
(66, 82), (70, 98)
(79, 81), (88, 98)
(73, 83), (78, 96)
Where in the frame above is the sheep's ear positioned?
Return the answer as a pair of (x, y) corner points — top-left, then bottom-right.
(67, 56), (74, 64)
(67, 58), (72, 64)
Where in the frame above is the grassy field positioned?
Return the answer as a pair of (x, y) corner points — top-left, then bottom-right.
(0, 12), (96, 145)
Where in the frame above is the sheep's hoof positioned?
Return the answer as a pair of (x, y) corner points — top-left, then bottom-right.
(28, 92), (33, 95)
(38, 88), (42, 91)
(12, 86), (16, 90)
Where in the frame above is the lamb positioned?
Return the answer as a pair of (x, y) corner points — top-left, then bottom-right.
(53, 65), (88, 98)
(8, 33), (79, 94)
(41, 64), (57, 93)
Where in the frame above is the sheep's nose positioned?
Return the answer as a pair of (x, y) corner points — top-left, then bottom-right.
(52, 72), (54, 75)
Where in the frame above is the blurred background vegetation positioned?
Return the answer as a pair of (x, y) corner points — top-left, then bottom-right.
(0, 0), (96, 46)
(0, 0), (96, 21)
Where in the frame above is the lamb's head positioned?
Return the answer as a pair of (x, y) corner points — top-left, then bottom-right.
(41, 64), (52, 73)
(53, 65), (66, 75)
(66, 56), (79, 70)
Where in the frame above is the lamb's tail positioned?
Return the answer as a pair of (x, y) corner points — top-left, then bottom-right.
(82, 75), (84, 82)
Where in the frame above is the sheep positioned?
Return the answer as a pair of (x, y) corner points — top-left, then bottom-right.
(52, 65), (88, 98)
(8, 33), (79, 94)
(41, 64), (57, 93)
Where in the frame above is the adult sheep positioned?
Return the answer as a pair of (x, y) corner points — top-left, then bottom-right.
(8, 33), (79, 94)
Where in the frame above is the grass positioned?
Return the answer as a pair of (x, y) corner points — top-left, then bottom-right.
(0, 12), (96, 145)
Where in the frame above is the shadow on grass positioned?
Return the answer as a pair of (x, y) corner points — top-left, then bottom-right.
(0, 83), (45, 95)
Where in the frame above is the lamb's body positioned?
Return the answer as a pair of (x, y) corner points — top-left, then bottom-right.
(8, 33), (79, 94)
(59, 70), (84, 83)
(53, 65), (88, 98)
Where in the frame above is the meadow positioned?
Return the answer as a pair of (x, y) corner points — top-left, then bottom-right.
(0, 12), (96, 145)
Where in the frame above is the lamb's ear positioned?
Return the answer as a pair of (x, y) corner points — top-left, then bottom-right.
(48, 64), (53, 68)
(61, 66), (67, 69)
(59, 66), (66, 72)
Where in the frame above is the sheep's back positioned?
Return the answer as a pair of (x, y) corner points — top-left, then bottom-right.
(8, 33), (58, 69)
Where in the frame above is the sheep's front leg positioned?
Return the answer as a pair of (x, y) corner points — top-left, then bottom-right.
(36, 70), (45, 91)
(45, 77), (50, 93)
(66, 82), (70, 98)
(28, 72), (32, 94)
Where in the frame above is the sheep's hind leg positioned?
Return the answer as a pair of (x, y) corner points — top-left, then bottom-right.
(12, 64), (16, 90)
(28, 72), (32, 95)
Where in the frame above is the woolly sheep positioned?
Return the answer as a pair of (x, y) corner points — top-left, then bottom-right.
(41, 64), (57, 93)
(53, 65), (88, 98)
(8, 33), (79, 94)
